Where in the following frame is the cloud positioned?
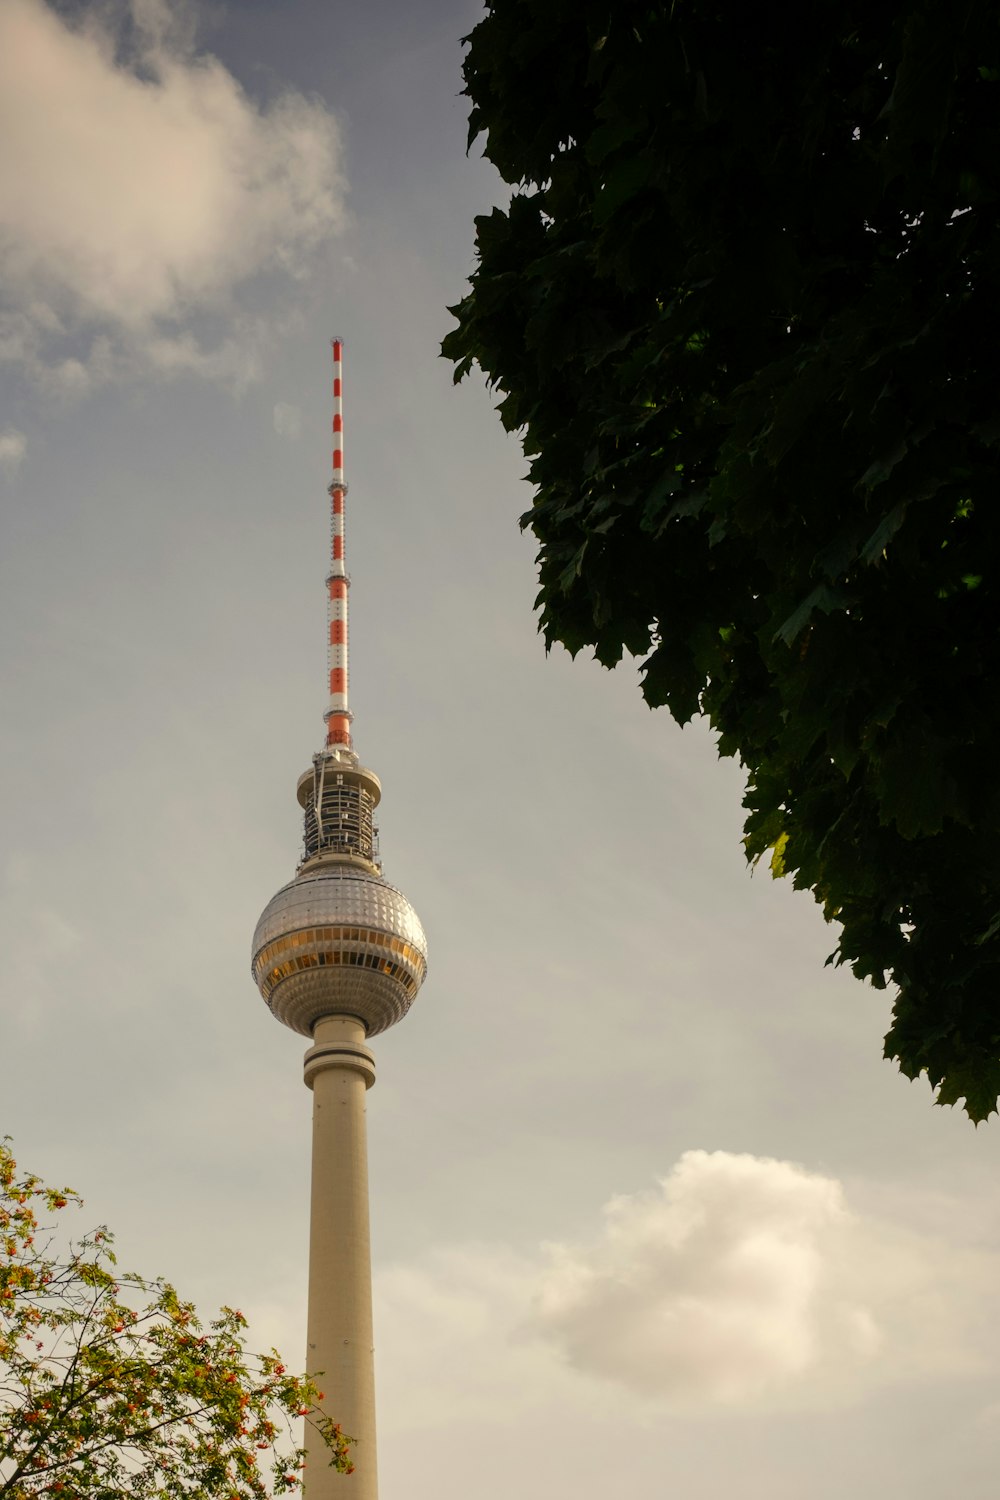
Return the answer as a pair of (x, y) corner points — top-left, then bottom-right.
(373, 1152), (998, 1431)
(0, 0), (347, 389)
(0, 428), (27, 474)
(533, 1151), (875, 1403)
(532, 1150), (992, 1406)
(273, 402), (302, 440)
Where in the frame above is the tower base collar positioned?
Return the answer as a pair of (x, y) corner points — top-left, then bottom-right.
(304, 1022), (376, 1090)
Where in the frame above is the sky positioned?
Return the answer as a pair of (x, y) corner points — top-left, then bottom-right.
(2, 2), (999, 1496)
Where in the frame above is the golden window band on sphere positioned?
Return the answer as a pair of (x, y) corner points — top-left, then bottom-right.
(252, 924), (427, 1004)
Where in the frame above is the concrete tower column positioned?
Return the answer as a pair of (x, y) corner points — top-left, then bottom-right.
(303, 1014), (378, 1500)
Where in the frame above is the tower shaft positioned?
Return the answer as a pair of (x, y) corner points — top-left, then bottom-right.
(304, 1016), (378, 1500)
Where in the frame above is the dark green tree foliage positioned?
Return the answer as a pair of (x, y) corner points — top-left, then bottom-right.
(444, 0), (1000, 1118)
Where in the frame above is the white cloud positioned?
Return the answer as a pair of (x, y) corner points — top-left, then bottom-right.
(0, 428), (27, 474)
(0, 0), (347, 388)
(273, 402), (302, 439)
(374, 1152), (998, 1430)
(533, 1151), (880, 1403)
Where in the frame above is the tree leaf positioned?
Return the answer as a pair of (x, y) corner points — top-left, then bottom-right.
(774, 585), (854, 647)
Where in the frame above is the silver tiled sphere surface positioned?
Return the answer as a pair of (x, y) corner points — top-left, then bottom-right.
(252, 866), (427, 1036)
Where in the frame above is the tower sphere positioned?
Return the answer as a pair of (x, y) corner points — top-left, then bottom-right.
(252, 863), (427, 1037)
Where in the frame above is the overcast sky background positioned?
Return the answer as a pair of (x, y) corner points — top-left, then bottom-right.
(2, 2), (999, 1495)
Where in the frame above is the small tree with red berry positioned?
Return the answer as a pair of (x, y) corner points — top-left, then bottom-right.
(0, 1139), (353, 1497)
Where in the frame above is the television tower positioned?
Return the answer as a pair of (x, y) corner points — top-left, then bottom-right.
(252, 340), (427, 1500)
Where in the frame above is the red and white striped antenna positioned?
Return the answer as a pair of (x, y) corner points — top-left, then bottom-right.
(324, 337), (352, 751)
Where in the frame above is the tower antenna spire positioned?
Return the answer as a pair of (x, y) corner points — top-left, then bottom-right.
(325, 336), (351, 750)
